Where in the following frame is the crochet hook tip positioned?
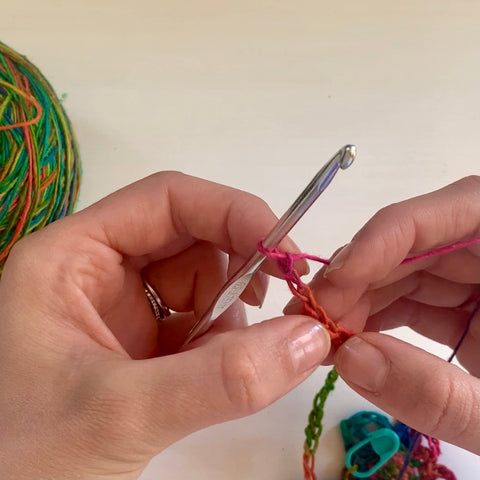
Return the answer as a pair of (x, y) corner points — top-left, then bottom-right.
(339, 144), (356, 169)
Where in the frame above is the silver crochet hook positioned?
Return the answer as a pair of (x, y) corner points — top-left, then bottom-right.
(183, 144), (357, 346)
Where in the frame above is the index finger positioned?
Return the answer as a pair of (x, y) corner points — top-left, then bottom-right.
(75, 171), (306, 274)
(324, 175), (480, 288)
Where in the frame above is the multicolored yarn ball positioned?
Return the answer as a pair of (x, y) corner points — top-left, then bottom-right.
(0, 42), (81, 273)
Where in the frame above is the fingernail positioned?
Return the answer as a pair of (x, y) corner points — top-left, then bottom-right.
(335, 336), (388, 392)
(323, 243), (353, 278)
(250, 275), (267, 307)
(297, 260), (310, 276)
(290, 322), (331, 374)
(283, 297), (303, 315)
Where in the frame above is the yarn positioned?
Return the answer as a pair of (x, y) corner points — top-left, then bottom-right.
(303, 367), (339, 480)
(400, 237), (480, 265)
(339, 414), (456, 480)
(0, 42), (81, 273)
(256, 242), (353, 349)
(259, 237), (480, 480)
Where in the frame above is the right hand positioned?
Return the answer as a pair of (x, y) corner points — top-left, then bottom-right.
(286, 176), (480, 453)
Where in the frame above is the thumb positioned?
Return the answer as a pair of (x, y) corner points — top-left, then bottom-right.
(334, 332), (480, 453)
(120, 315), (330, 451)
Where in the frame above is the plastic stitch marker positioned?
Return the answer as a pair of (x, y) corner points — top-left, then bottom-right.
(340, 410), (393, 451)
(345, 428), (400, 478)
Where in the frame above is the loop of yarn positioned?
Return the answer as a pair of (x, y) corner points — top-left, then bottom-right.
(0, 42), (81, 273)
(257, 241), (354, 349)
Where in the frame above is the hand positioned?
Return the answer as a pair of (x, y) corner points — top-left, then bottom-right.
(286, 175), (480, 453)
(0, 172), (331, 479)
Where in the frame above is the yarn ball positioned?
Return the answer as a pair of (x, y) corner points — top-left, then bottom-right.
(0, 42), (81, 273)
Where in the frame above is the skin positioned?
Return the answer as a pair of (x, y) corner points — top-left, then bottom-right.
(285, 175), (480, 454)
(0, 173), (478, 478)
(0, 172), (331, 479)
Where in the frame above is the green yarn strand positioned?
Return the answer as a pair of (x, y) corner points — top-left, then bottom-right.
(304, 367), (339, 456)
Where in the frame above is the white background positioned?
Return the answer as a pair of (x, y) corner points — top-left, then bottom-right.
(3, 1), (479, 478)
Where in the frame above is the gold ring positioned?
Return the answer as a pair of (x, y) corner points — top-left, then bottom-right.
(143, 278), (171, 322)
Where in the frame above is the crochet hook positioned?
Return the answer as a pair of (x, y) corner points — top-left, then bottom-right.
(183, 144), (357, 346)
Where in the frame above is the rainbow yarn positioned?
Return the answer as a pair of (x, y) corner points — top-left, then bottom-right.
(0, 42), (81, 273)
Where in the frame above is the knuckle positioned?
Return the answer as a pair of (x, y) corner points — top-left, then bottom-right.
(6, 235), (36, 267)
(450, 380), (479, 445)
(369, 203), (413, 254)
(427, 376), (455, 436)
(458, 174), (480, 190)
(1, 236), (44, 291)
(220, 341), (267, 416)
(239, 194), (274, 224)
(150, 170), (183, 182)
(397, 297), (421, 329)
(426, 373), (476, 444)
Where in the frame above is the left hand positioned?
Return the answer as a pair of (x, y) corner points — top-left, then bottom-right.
(0, 172), (330, 479)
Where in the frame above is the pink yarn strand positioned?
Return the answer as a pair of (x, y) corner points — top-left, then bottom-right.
(401, 237), (480, 265)
(259, 237), (479, 269)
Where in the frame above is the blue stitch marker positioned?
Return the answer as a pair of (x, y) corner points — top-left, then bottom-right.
(345, 428), (400, 478)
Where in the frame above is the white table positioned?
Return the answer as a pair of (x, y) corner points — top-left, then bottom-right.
(3, 1), (479, 478)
